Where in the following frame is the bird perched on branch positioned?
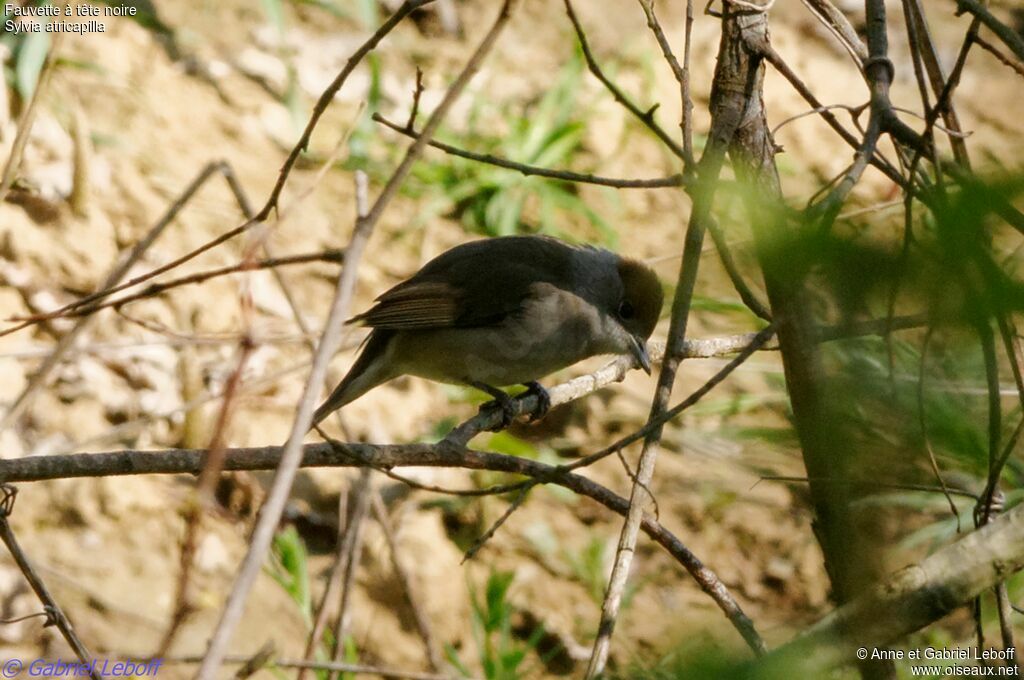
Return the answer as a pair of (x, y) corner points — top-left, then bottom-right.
(312, 235), (663, 428)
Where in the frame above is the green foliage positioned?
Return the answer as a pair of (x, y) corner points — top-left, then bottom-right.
(563, 534), (610, 604)
(446, 570), (548, 680)
(269, 527), (353, 680)
(410, 49), (618, 243)
(268, 526), (313, 624)
(2, 2), (51, 103)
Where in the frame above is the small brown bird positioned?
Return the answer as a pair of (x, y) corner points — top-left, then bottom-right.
(312, 235), (663, 427)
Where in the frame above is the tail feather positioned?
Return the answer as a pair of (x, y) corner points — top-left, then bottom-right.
(311, 330), (396, 427)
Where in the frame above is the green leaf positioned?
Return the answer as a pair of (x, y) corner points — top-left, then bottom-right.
(15, 29), (50, 101)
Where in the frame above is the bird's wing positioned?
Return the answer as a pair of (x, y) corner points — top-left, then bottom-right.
(351, 237), (577, 330)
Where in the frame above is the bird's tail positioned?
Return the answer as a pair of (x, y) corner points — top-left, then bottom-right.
(311, 330), (396, 428)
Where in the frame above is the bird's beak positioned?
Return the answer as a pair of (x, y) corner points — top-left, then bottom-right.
(627, 335), (652, 375)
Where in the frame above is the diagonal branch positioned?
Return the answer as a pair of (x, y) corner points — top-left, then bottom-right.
(195, 2), (519, 677)
(563, 0), (689, 163)
(256, 0), (437, 220)
(754, 501), (1024, 677)
(0, 487), (101, 680)
(372, 113), (686, 188)
(955, 0), (1024, 64)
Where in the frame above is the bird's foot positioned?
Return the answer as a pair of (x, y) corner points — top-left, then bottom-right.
(470, 381), (518, 431)
(522, 381), (551, 422)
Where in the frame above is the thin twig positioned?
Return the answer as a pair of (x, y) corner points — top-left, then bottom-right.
(297, 487), (350, 680)
(255, 0), (437, 220)
(370, 492), (443, 672)
(763, 47), (908, 191)
(682, 0), (696, 165)
(705, 217), (772, 321)
(297, 171), (371, 680)
(329, 469), (373, 679)
(757, 475), (978, 500)
(25, 250), (345, 321)
(995, 581), (1022, 673)
(954, 0), (1024, 63)
(373, 113), (685, 188)
(0, 36), (62, 206)
(563, 0), (688, 162)
(973, 34), (1024, 78)
(0, 486), (101, 680)
(157, 335), (256, 655)
(637, 0), (696, 168)
(405, 67), (425, 131)
(0, 162), (252, 341)
(461, 485), (530, 563)
(0, 161), (249, 430)
(586, 66), (755, 669)
(916, 325), (960, 525)
(197, 181), (373, 678)
(906, 0), (971, 167)
(800, 0), (867, 65)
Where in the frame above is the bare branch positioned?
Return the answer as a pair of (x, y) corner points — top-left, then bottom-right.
(0, 161), (252, 430)
(800, 0), (867, 64)
(0, 441), (764, 654)
(755, 501), (1024, 676)
(955, 0), (1024, 64)
(973, 34), (1024, 78)
(256, 0), (438, 220)
(371, 492), (444, 671)
(373, 113), (686, 188)
(563, 0), (689, 163)
(0, 487), (101, 680)
(586, 3), (757, 665)
(636, 0), (696, 167)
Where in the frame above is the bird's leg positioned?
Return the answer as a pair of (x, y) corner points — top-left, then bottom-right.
(521, 381), (551, 422)
(468, 381), (517, 431)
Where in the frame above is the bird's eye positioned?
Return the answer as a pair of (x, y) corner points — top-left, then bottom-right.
(618, 300), (635, 320)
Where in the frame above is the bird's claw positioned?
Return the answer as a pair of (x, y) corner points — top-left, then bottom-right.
(522, 381), (551, 422)
(468, 381), (518, 431)
(481, 392), (517, 431)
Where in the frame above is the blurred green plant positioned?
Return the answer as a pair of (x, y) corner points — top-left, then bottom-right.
(2, 2), (51, 104)
(408, 49), (618, 244)
(269, 526), (359, 680)
(563, 534), (610, 604)
(269, 525), (313, 624)
(446, 570), (549, 680)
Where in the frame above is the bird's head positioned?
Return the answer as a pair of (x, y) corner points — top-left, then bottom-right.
(610, 257), (663, 374)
